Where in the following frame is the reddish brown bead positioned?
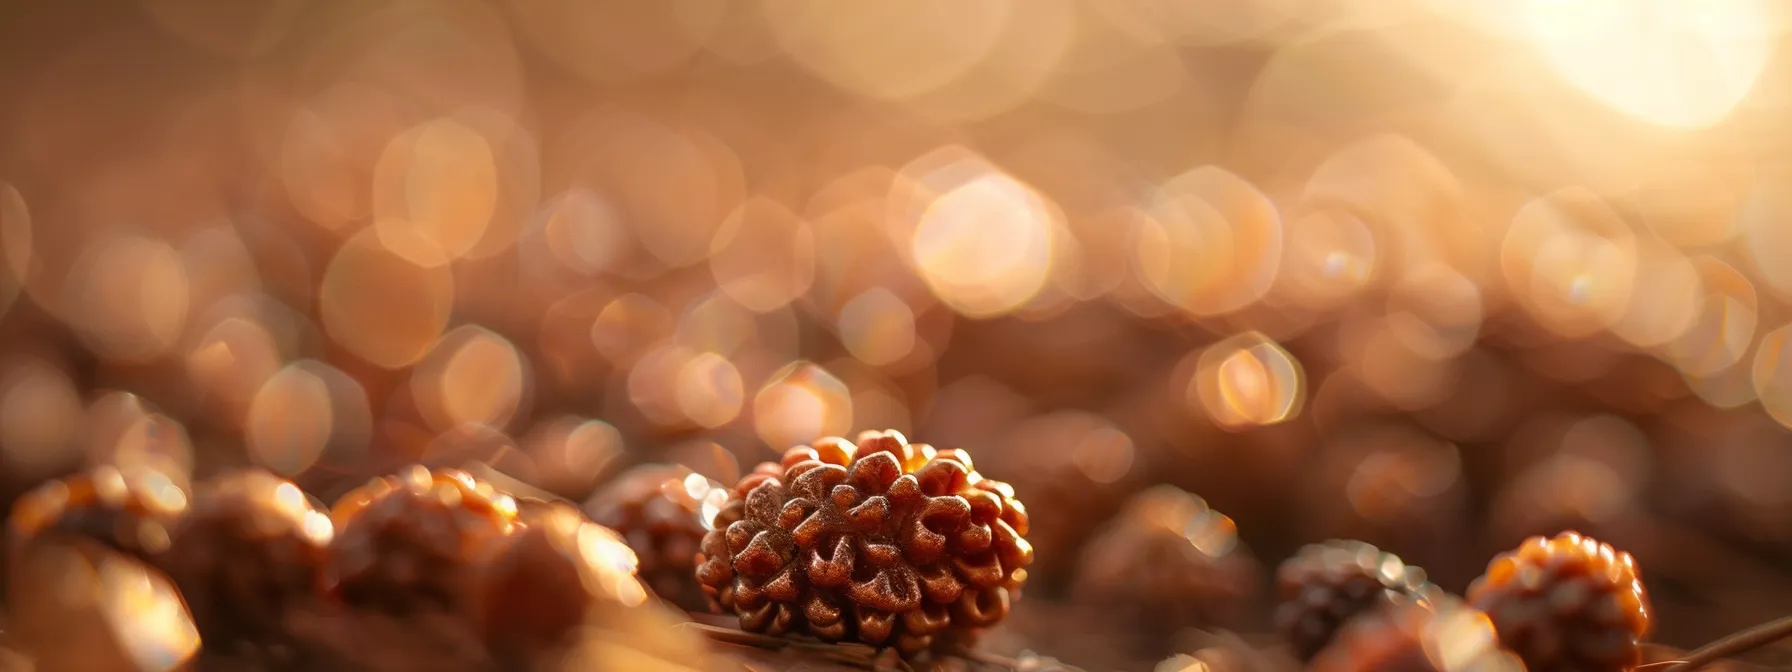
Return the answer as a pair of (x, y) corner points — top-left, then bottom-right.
(585, 463), (724, 612)
(1072, 486), (1259, 637)
(695, 430), (1034, 657)
(474, 501), (714, 669)
(5, 536), (202, 671)
(1273, 539), (1438, 662)
(475, 501), (638, 653)
(165, 468), (333, 642)
(327, 465), (518, 613)
(5, 465), (189, 561)
(1308, 596), (1523, 672)
(1466, 530), (1651, 672)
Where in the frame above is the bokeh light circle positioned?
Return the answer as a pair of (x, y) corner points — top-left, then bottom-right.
(319, 229), (455, 369)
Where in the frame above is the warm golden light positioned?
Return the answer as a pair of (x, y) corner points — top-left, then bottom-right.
(710, 197), (816, 312)
(64, 236), (191, 362)
(837, 288), (918, 367)
(753, 361), (853, 451)
(0, 180), (30, 317)
(908, 164), (1057, 318)
(319, 230), (455, 369)
(372, 118), (501, 264)
(4, 3), (1792, 664)
(675, 351), (745, 428)
(1191, 332), (1305, 429)
(1518, 0), (1775, 129)
(1134, 167), (1282, 316)
(248, 363), (333, 476)
(412, 326), (529, 431)
(0, 360), (83, 476)
(1753, 325), (1792, 429)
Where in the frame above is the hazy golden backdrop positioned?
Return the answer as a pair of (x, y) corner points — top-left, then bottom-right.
(1, 0), (1791, 667)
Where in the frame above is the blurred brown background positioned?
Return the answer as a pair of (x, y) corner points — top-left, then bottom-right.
(0, 0), (1790, 661)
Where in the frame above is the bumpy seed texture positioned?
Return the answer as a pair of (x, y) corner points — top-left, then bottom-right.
(1073, 485), (1258, 634)
(328, 465), (518, 613)
(1467, 530), (1651, 672)
(696, 429), (1034, 656)
(1308, 596), (1524, 672)
(1274, 539), (1437, 662)
(5, 465), (189, 561)
(165, 468), (334, 643)
(585, 463), (724, 612)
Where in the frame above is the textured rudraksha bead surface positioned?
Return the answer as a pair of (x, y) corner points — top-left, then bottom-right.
(1072, 485), (1259, 636)
(327, 465), (518, 614)
(475, 500), (719, 669)
(585, 463), (722, 612)
(164, 468), (333, 642)
(6, 464), (189, 561)
(696, 430), (1033, 656)
(1466, 531), (1651, 672)
(1308, 596), (1523, 672)
(476, 501), (634, 652)
(1274, 539), (1438, 662)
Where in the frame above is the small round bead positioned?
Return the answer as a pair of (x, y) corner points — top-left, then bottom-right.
(1273, 539), (1437, 662)
(327, 465), (518, 613)
(1309, 596), (1523, 672)
(1072, 486), (1259, 640)
(164, 468), (333, 642)
(695, 429), (1033, 657)
(1466, 530), (1651, 672)
(584, 463), (724, 612)
(6, 465), (189, 561)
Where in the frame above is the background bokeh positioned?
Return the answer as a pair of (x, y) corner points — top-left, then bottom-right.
(1, 0), (1791, 666)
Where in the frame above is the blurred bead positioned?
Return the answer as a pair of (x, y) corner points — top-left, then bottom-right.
(1467, 531), (1651, 672)
(474, 500), (710, 668)
(1308, 597), (1521, 672)
(327, 465), (517, 614)
(6, 464), (189, 562)
(955, 410), (1133, 588)
(5, 536), (201, 672)
(584, 463), (719, 612)
(165, 469), (332, 643)
(1274, 540), (1439, 662)
(475, 502), (613, 654)
(1072, 486), (1259, 650)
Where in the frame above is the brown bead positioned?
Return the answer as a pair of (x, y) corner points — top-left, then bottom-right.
(475, 502), (622, 652)
(969, 410), (1137, 588)
(5, 536), (202, 671)
(1273, 539), (1438, 662)
(327, 465), (518, 614)
(6, 464), (189, 561)
(1309, 597), (1523, 672)
(164, 468), (333, 643)
(695, 430), (1034, 657)
(1466, 530), (1651, 672)
(474, 501), (713, 669)
(1072, 486), (1259, 641)
(585, 463), (725, 612)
